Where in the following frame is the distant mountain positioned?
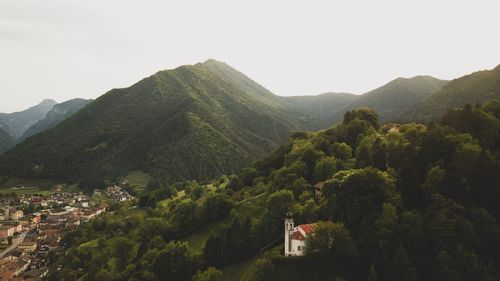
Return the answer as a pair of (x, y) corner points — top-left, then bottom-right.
(327, 76), (449, 123)
(0, 99), (56, 139)
(283, 92), (360, 129)
(0, 60), (305, 185)
(285, 76), (448, 126)
(20, 98), (92, 141)
(401, 65), (500, 122)
(0, 127), (14, 155)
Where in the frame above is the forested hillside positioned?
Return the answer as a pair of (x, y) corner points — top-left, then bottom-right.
(0, 127), (14, 155)
(49, 102), (500, 281)
(329, 76), (448, 123)
(0, 60), (307, 187)
(402, 65), (500, 121)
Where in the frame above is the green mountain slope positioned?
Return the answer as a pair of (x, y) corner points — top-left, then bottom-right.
(0, 99), (56, 139)
(0, 127), (14, 155)
(401, 65), (500, 122)
(51, 105), (500, 281)
(0, 60), (304, 185)
(333, 76), (448, 122)
(20, 98), (92, 141)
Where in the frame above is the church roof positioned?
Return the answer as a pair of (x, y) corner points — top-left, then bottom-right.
(298, 223), (317, 234)
(290, 223), (318, 241)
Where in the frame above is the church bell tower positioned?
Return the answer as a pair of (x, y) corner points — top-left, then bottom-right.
(284, 210), (294, 256)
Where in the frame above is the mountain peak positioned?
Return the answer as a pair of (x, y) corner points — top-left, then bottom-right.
(203, 58), (225, 65)
(39, 99), (57, 106)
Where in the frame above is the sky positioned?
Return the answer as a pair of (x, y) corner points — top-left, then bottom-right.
(1, 0), (499, 113)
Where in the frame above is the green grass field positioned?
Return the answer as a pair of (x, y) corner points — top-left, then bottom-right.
(124, 171), (151, 194)
(78, 239), (99, 248)
(0, 187), (52, 196)
(184, 192), (267, 252)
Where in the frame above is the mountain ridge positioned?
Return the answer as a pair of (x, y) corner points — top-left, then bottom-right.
(401, 64), (500, 121)
(20, 98), (92, 141)
(0, 99), (56, 139)
(0, 60), (304, 186)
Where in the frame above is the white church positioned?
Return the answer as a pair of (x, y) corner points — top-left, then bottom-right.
(284, 210), (317, 256)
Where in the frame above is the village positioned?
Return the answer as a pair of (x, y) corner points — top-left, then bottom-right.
(0, 185), (134, 280)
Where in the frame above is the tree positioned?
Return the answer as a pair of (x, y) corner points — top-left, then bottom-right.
(291, 178), (311, 199)
(191, 267), (223, 281)
(343, 110), (355, 124)
(240, 167), (258, 186)
(372, 138), (388, 170)
(203, 233), (224, 267)
(332, 142), (353, 161)
(305, 221), (357, 258)
(147, 178), (163, 191)
(265, 190), (295, 222)
(227, 175), (243, 191)
(252, 259), (275, 281)
(314, 157), (337, 181)
(151, 241), (201, 281)
(422, 166), (445, 194)
(190, 184), (204, 200)
(356, 145), (371, 168)
(391, 244), (417, 281)
(372, 242), (391, 281)
(203, 193), (234, 221)
(375, 203), (398, 240)
(368, 265), (378, 281)
(139, 194), (156, 208)
(323, 168), (400, 237)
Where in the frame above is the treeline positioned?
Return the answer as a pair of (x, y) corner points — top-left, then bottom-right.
(50, 101), (500, 281)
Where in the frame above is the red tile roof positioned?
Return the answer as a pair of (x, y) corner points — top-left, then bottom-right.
(298, 223), (317, 234)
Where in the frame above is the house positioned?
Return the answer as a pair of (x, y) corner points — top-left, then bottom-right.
(0, 225), (16, 239)
(313, 182), (324, 198)
(284, 211), (317, 256)
(10, 210), (24, 220)
(18, 241), (38, 253)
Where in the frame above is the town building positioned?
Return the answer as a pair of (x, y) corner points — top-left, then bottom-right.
(0, 225), (15, 239)
(314, 182), (324, 198)
(18, 241), (38, 253)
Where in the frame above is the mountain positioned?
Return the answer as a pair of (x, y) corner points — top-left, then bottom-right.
(20, 98), (92, 141)
(285, 76), (448, 125)
(283, 92), (360, 129)
(0, 60), (305, 186)
(0, 99), (57, 139)
(0, 127), (14, 155)
(329, 76), (448, 123)
(401, 65), (500, 122)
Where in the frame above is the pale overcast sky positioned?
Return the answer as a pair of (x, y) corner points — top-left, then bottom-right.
(1, 0), (499, 112)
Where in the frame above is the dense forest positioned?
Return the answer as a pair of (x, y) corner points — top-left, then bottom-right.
(0, 127), (14, 155)
(48, 101), (500, 281)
